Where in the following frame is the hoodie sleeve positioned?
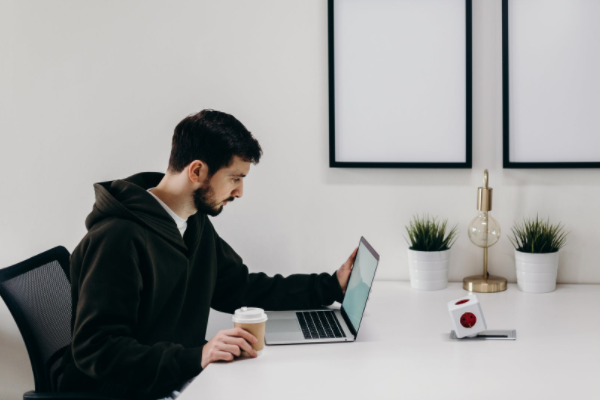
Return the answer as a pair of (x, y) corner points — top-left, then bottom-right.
(210, 233), (345, 314)
(71, 223), (204, 398)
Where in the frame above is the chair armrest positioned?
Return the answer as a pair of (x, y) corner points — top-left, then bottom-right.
(23, 390), (118, 400)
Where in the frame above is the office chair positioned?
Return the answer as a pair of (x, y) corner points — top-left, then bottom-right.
(0, 246), (114, 400)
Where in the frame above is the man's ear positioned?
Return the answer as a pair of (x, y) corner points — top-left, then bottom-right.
(187, 160), (209, 184)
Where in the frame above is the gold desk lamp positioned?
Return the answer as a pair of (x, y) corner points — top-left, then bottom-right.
(463, 170), (507, 293)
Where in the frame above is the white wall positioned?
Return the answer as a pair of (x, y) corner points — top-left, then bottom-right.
(1, 0), (599, 397)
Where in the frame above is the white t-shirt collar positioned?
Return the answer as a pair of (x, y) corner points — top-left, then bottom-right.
(147, 187), (188, 237)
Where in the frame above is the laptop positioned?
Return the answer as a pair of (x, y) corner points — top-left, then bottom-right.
(265, 236), (380, 345)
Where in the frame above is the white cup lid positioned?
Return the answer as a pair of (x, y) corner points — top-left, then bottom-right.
(232, 307), (268, 323)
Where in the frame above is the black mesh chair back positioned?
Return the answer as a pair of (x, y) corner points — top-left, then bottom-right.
(0, 246), (73, 393)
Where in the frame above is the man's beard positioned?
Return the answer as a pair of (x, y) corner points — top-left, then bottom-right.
(193, 179), (234, 217)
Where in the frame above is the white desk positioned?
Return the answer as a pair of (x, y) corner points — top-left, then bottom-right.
(179, 282), (600, 400)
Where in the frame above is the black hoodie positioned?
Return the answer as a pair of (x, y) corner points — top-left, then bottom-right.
(59, 172), (345, 399)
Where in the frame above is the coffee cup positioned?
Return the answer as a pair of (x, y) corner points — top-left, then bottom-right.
(232, 307), (268, 356)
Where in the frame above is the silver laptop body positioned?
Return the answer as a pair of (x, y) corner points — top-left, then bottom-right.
(265, 236), (380, 345)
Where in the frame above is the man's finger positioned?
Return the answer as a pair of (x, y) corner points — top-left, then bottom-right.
(215, 350), (234, 362)
(348, 247), (358, 261)
(225, 327), (258, 344)
(223, 336), (257, 356)
(219, 343), (242, 356)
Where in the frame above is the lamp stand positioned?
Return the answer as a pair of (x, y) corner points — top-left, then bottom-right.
(463, 247), (507, 293)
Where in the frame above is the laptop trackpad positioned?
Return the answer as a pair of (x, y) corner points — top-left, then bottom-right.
(266, 319), (305, 343)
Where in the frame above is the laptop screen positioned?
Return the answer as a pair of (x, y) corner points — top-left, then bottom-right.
(341, 237), (379, 334)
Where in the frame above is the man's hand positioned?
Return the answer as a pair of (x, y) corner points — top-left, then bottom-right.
(336, 247), (358, 294)
(201, 328), (258, 369)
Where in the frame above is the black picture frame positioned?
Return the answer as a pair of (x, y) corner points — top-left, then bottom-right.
(502, 0), (600, 169)
(328, 0), (472, 169)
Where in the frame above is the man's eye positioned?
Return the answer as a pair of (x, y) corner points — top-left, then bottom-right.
(233, 178), (240, 183)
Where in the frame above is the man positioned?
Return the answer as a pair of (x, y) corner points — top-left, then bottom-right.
(59, 110), (357, 400)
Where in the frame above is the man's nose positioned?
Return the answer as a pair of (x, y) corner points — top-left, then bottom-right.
(233, 182), (243, 198)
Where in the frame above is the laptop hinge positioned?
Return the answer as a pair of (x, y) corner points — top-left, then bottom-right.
(340, 307), (357, 338)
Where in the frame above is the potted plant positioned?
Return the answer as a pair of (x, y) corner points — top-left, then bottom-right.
(509, 215), (569, 293)
(405, 215), (458, 291)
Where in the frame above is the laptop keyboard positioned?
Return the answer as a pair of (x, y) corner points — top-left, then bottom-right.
(296, 311), (347, 339)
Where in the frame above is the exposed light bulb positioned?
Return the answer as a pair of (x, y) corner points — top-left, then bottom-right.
(468, 211), (501, 248)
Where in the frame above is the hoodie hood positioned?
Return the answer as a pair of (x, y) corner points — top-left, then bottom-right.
(85, 172), (203, 251)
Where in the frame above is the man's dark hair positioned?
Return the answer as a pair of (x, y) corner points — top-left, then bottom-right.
(168, 109), (262, 175)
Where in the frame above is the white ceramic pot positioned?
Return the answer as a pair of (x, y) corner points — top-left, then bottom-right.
(515, 250), (559, 293)
(408, 249), (450, 291)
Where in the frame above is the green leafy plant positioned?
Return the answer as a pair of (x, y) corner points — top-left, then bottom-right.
(405, 214), (458, 252)
(509, 215), (569, 253)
